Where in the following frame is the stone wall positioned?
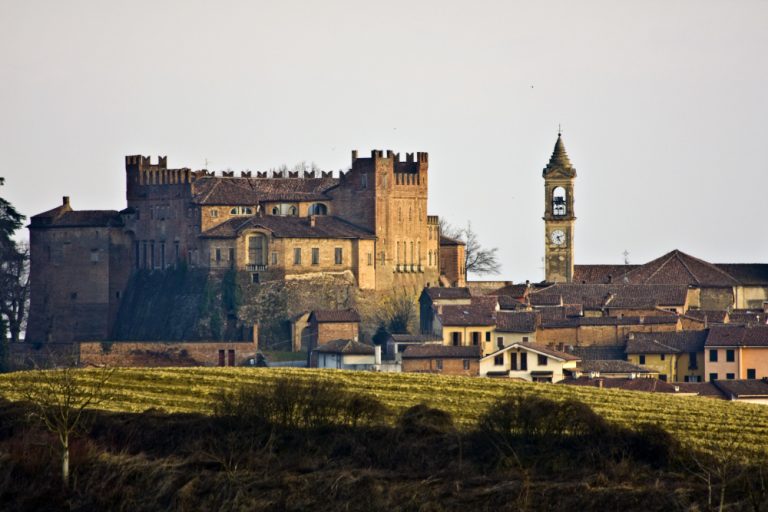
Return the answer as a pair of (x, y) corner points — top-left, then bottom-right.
(402, 357), (479, 376)
(79, 340), (257, 367)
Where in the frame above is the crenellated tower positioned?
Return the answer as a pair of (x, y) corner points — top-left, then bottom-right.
(542, 132), (577, 283)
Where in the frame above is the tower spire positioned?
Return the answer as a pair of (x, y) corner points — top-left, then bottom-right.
(542, 131), (576, 177)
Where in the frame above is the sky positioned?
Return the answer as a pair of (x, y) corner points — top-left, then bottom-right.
(1, 0), (767, 282)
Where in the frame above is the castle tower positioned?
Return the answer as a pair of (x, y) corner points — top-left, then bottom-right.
(542, 132), (577, 282)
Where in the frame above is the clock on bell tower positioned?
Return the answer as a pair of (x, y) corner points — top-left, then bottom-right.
(542, 131), (577, 283)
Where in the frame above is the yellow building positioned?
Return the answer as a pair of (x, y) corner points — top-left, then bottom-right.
(625, 330), (707, 383)
(434, 299), (498, 356)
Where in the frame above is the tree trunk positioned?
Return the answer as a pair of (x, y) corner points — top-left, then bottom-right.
(62, 436), (70, 488)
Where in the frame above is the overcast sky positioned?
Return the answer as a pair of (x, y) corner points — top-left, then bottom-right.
(1, 0), (767, 282)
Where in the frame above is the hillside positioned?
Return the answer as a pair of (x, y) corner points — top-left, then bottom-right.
(2, 368), (766, 460)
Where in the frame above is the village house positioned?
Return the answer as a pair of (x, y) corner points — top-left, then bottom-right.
(704, 324), (768, 382)
(479, 342), (579, 382)
(310, 339), (378, 370)
(401, 345), (481, 376)
(625, 330), (708, 383)
(306, 309), (361, 355)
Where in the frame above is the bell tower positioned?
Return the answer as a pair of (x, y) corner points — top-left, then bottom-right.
(542, 131), (577, 282)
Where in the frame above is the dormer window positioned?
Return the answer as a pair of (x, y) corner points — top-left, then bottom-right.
(230, 206), (253, 216)
(270, 204), (299, 216)
(552, 186), (567, 216)
(308, 203), (328, 215)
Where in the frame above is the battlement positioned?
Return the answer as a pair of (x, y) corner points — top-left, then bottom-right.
(351, 149), (428, 165)
(427, 215), (439, 225)
(125, 155), (167, 169)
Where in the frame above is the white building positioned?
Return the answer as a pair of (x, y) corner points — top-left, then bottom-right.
(480, 342), (580, 383)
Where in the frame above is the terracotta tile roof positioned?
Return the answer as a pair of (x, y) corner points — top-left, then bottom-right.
(714, 264), (768, 286)
(542, 315), (678, 329)
(495, 311), (538, 333)
(490, 284), (530, 299)
(497, 342), (580, 361)
(531, 283), (689, 309)
(683, 310), (729, 323)
(621, 250), (738, 287)
(200, 215), (375, 240)
(192, 176), (338, 205)
(728, 310), (766, 325)
(577, 359), (655, 374)
(30, 204), (123, 228)
(569, 345), (626, 361)
(309, 309), (361, 323)
(674, 382), (725, 398)
(529, 294), (563, 306)
(313, 339), (374, 355)
(389, 334), (443, 343)
(559, 377), (679, 393)
(573, 264), (638, 284)
(713, 379), (768, 398)
(422, 287), (472, 301)
(439, 235), (465, 246)
(402, 344), (481, 359)
(495, 295), (528, 310)
(626, 330), (708, 354)
(438, 304), (497, 326)
(705, 324), (768, 347)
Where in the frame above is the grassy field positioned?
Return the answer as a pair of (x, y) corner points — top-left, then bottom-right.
(2, 367), (767, 460)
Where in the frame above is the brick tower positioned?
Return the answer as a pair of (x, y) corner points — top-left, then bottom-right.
(542, 132), (577, 283)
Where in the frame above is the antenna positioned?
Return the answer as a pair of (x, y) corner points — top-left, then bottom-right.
(558, 124), (562, 136)
(204, 158), (211, 170)
(623, 250), (630, 265)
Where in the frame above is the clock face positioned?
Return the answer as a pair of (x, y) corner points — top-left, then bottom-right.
(550, 229), (566, 245)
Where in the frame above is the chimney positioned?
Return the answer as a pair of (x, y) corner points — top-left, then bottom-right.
(62, 196), (70, 206)
(374, 345), (382, 366)
(597, 379), (604, 389)
(309, 215), (317, 227)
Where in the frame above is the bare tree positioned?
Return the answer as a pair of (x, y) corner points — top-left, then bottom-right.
(377, 289), (417, 334)
(1, 241), (29, 343)
(13, 358), (114, 487)
(439, 219), (501, 276)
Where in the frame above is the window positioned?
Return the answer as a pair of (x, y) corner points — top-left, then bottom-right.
(522, 336), (529, 342)
(334, 247), (342, 265)
(639, 355), (646, 365)
(215, 248), (222, 262)
(726, 349), (735, 362)
(367, 253), (373, 266)
(309, 203), (328, 215)
(160, 242), (166, 268)
(271, 252), (278, 265)
(451, 332), (461, 346)
(90, 249), (99, 263)
(210, 209), (218, 218)
(659, 374), (667, 382)
(293, 248), (302, 265)
(463, 359), (470, 371)
(520, 353), (528, 371)
(218, 350), (225, 367)
(709, 373), (718, 382)
(228, 350), (235, 366)
(361, 173), (368, 189)
(684, 376), (701, 383)
(748, 369), (756, 379)
(289, 206), (297, 216)
(229, 248), (235, 263)
(709, 349), (718, 362)
(537, 354), (548, 366)
(248, 234), (267, 265)
(510, 353), (518, 371)
(471, 332), (480, 346)
(485, 332), (491, 342)
(494, 355), (504, 366)
(726, 373), (735, 380)
(435, 359), (443, 371)
(230, 206), (253, 215)
(497, 337), (504, 349)
(311, 247), (320, 265)
(552, 186), (567, 216)
(660, 353), (665, 361)
(251, 273), (259, 284)
(688, 352), (698, 370)
(272, 207), (279, 215)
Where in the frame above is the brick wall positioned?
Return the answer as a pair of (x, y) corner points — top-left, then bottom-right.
(402, 357), (479, 376)
(79, 340), (257, 367)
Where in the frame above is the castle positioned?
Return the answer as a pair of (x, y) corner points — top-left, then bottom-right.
(26, 150), (467, 344)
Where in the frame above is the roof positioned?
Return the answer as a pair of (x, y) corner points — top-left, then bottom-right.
(626, 330), (708, 354)
(674, 382), (726, 398)
(530, 283), (689, 309)
(309, 309), (361, 323)
(578, 359), (656, 375)
(490, 284), (530, 299)
(192, 176), (339, 205)
(389, 334), (443, 343)
(713, 379), (768, 399)
(714, 264), (768, 286)
(573, 265), (638, 284)
(705, 324), (768, 347)
(200, 215), (375, 240)
(402, 345), (481, 359)
(313, 339), (374, 355)
(541, 314), (678, 329)
(30, 201), (123, 229)
(569, 345), (626, 361)
(683, 310), (729, 324)
(542, 133), (577, 178)
(439, 235), (465, 246)
(728, 310), (766, 325)
(559, 377), (680, 393)
(620, 250), (738, 287)
(438, 304), (497, 327)
(495, 295), (528, 310)
(486, 342), (580, 362)
(421, 287), (472, 301)
(495, 311), (538, 333)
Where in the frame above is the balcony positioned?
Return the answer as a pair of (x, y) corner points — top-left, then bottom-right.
(246, 264), (268, 272)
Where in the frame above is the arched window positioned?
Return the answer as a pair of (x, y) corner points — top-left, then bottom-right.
(230, 206), (253, 216)
(289, 206), (297, 216)
(248, 234), (267, 265)
(271, 206), (280, 215)
(308, 203), (328, 215)
(552, 186), (567, 216)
